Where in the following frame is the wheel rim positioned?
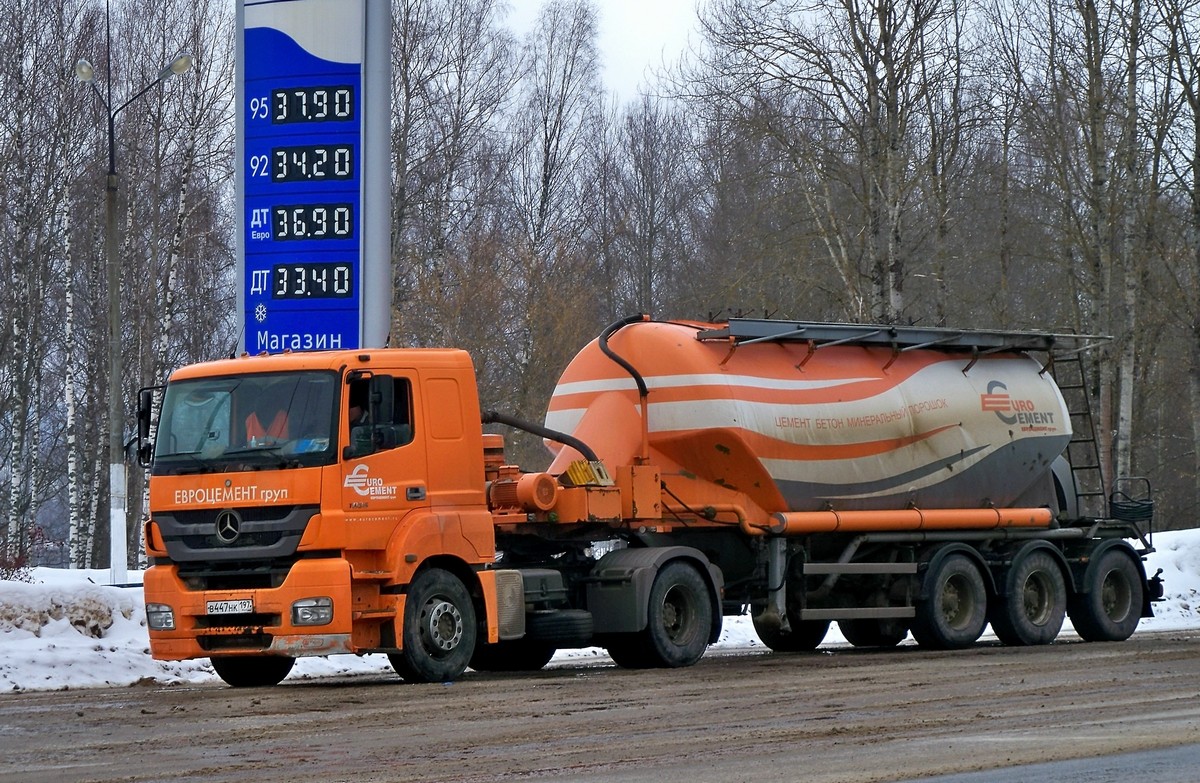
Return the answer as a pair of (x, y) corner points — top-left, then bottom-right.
(421, 597), (464, 654)
(1022, 571), (1053, 625)
(1100, 569), (1133, 622)
(662, 585), (695, 644)
(942, 574), (975, 630)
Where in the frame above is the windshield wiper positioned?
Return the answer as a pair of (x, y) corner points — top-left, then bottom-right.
(222, 444), (303, 469)
(158, 451), (220, 475)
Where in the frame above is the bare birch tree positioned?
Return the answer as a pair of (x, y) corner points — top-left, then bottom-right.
(694, 0), (964, 322)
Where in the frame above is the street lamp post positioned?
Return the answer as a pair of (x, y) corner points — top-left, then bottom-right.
(76, 38), (192, 585)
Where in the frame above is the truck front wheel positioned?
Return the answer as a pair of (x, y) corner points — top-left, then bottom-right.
(389, 568), (477, 683)
(210, 655), (295, 687)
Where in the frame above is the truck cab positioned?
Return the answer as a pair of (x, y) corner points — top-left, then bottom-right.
(141, 349), (499, 686)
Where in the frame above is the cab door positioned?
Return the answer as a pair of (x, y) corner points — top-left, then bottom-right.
(339, 371), (428, 524)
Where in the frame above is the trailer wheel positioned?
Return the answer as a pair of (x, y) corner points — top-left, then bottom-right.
(839, 618), (908, 648)
(911, 553), (988, 650)
(469, 639), (556, 672)
(990, 550), (1066, 646)
(210, 655), (295, 688)
(389, 568), (476, 683)
(1068, 548), (1143, 642)
(752, 616), (829, 652)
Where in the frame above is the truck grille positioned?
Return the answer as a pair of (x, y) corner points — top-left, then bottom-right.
(154, 505), (318, 563)
(176, 558), (297, 591)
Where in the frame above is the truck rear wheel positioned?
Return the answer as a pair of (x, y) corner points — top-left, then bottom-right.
(606, 561), (712, 668)
(1068, 548), (1143, 642)
(389, 568), (476, 683)
(210, 655), (295, 688)
(990, 550), (1066, 646)
(752, 615), (829, 652)
(911, 553), (988, 650)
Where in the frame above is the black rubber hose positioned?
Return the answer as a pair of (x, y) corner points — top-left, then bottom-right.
(599, 314), (649, 398)
(481, 409), (599, 463)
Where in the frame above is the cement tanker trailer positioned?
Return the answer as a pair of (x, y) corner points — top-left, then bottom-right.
(525, 316), (1160, 657)
(140, 315), (1160, 686)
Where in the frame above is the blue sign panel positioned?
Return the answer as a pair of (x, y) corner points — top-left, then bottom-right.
(238, 0), (367, 353)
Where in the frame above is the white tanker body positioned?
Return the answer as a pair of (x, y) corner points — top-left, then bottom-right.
(528, 317), (1159, 654)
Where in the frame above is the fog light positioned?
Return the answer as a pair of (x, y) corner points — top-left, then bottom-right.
(146, 603), (175, 631)
(292, 597), (333, 626)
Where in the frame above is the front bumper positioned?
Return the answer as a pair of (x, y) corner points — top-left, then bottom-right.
(144, 557), (355, 660)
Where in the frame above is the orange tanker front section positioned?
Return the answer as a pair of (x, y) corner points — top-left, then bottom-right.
(140, 317), (1158, 687)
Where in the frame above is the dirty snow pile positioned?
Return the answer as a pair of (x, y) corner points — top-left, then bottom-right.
(2, 528), (1199, 693)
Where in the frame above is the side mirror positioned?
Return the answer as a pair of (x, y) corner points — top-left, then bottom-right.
(136, 386), (163, 468)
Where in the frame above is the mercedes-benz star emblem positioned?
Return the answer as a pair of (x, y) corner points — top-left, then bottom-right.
(215, 509), (242, 545)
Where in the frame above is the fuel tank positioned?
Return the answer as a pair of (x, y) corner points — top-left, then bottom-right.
(544, 320), (1071, 513)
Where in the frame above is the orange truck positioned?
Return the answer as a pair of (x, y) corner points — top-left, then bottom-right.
(137, 317), (1161, 686)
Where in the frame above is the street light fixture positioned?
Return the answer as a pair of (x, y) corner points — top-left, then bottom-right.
(76, 42), (193, 585)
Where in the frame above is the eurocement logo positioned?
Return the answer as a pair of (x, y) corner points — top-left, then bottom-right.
(980, 380), (1057, 429)
(343, 464), (398, 498)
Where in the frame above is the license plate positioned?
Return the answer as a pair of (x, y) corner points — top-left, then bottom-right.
(206, 599), (253, 615)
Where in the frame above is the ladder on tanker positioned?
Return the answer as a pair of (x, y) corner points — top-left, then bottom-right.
(1045, 352), (1108, 519)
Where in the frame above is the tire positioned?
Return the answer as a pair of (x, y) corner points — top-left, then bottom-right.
(752, 615), (830, 652)
(990, 550), (1066, 646)
(210, 655), (295, 688)
(839, 618), (908, 648)
(911, 552), (988, 650)
(526, 609), (594, 645)
(605, 561), (713, 669)
(389, 568), (477, 683)
(644, 562), (713, 667)
(1068, 548), (1143, 642)
(469, 639), (557, 672)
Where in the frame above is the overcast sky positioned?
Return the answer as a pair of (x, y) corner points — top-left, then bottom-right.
(505, 0), (701, 101)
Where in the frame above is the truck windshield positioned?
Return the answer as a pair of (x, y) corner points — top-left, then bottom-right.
(153, 371), (338, 475)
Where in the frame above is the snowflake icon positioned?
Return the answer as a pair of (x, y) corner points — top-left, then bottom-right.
(254, 303), (268, 323)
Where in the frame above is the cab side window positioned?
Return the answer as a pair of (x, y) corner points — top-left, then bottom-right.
(345, 374), (415, 458)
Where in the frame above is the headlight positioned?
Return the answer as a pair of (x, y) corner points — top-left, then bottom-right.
(146, 603), (176, 631)
(291, 597), (333, 626)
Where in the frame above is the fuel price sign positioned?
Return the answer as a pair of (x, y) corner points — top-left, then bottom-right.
(236, 0), (390, 354)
